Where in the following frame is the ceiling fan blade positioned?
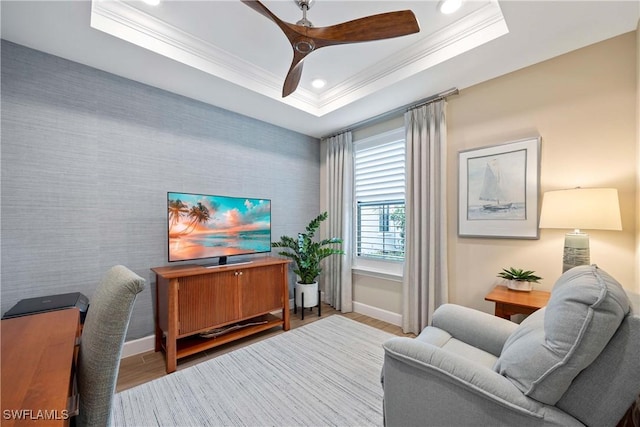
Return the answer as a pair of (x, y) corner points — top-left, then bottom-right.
(282, 51), (306, 97)
(308, 11), (420, 47)
(242, 1), (315, 97)
(241, 0), (301, 41)
(241, 1), (315, 52)
(241, 1), (420, 98)
(240, 0), (282, 26)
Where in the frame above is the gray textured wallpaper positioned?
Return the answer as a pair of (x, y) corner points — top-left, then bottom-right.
(1, 40), (320, 340)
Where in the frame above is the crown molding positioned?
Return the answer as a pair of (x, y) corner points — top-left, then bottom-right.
(90, 0), (507, 117)
(316, 1), (508, 115)
(91, 0), (320, 112)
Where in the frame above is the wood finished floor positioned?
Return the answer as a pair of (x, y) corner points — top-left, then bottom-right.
(116, 304), (413, 393)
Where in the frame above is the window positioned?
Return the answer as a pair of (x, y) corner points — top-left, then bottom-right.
(357, 200), (405, 260)
(354, 128), (405, 263)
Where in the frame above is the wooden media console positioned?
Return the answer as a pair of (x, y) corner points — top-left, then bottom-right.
(152, 257), (290, 373)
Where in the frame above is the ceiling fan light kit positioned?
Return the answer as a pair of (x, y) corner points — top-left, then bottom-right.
(241, 0), (420, 97)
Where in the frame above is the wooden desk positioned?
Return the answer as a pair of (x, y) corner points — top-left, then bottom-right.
(484, 285), (550, 319)
(1, 309), (80, 426)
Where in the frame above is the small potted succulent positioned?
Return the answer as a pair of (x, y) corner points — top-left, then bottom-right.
(497, 267), (542, 292)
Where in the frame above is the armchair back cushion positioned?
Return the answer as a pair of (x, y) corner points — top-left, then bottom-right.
(494, 265), (630, 404)
(555, 313), (640, 426)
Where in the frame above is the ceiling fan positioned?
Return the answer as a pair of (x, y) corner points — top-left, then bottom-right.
(241, 0), (420, 97)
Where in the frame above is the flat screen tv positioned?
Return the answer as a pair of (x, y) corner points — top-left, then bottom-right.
(167, 192), (271, 264)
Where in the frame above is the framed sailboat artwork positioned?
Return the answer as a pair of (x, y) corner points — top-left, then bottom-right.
(458, 137), (541, 238)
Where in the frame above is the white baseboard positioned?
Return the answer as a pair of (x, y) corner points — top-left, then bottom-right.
(121, 297), (400, 359)
(121, 334), (155, 358)
(352, 301), (403, 327)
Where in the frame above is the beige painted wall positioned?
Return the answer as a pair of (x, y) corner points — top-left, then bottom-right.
(449, 31), (637, 314)
(636, 20), (640, 290)
(322, 31), (639, 318)
(353, 273), (403, 314)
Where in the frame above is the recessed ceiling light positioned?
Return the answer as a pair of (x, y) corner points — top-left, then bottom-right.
(438, 0), (462, 15)
(311, 78), (326, 89)
(142, 0), (161, 6)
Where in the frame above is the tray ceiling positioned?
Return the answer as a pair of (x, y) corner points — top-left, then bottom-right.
(1, 1), (638, 137)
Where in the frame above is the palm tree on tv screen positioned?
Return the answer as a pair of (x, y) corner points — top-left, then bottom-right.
(168, 199), (211, 237)
(184, 202), (211, 234)
(168, 199), (188, 232)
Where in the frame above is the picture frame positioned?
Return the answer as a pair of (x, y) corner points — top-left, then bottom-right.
(458, 137), (541, 239)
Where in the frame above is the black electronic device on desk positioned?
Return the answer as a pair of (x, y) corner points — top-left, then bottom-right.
(2, 292), (89, 323)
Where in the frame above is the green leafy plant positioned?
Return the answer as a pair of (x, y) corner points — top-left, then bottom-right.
(271, 212), (344, 284)
(497, 267), (542, 283)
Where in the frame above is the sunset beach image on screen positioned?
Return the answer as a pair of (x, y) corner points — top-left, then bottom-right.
(167, 192), (271, 262)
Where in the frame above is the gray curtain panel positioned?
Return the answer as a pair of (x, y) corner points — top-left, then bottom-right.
(324, 131), (354, 312)
(402, 100), (449, 334)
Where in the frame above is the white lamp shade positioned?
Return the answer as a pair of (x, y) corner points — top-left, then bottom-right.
(539, 188), (622, 231)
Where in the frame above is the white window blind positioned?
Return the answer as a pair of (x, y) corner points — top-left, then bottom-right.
(354, 129), (405, 261)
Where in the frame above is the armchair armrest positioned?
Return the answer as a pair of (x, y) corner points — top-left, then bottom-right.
(382, 337), (581, 427)
(431, 304), (518, 356)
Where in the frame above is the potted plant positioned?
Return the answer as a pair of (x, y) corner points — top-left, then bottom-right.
(271, 211), (344, 307)
(497, 267), (542, 292)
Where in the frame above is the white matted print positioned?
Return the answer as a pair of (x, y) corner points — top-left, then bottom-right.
(458, 137), (541, 239)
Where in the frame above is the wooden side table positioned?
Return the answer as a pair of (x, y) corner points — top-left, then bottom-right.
(484, 285), (550, 319)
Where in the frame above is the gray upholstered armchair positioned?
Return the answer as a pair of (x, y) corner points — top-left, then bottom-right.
(382, 265), (640, 426)
(76, 265), (145, 427)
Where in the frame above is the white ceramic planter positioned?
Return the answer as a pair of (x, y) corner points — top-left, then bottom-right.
(507, 280), (533, 292)
(295, 281), (319, 307)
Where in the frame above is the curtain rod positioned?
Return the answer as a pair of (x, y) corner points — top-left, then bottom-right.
(321, 87), (459, 140)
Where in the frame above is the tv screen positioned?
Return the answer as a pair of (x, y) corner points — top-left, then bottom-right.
(167, 192), (271, 263)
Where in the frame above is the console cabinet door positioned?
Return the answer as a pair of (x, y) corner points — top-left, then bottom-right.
(178, 272), (240, 335)
(239, 265), (285, 319)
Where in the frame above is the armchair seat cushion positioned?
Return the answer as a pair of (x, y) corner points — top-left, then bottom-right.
(494, 265), (630, 404)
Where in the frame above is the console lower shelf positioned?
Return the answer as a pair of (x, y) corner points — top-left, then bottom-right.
(166, 314), (284, 360)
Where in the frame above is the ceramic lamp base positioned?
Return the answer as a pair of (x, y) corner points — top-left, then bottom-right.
(562, 232), (590, 273)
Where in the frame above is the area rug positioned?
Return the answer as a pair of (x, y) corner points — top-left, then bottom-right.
(110, 315), (395, 426)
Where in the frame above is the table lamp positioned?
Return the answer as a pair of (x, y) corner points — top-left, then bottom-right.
(539, 188), (622, 272)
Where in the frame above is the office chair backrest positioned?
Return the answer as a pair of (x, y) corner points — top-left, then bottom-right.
(76, 265), (145, 427)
